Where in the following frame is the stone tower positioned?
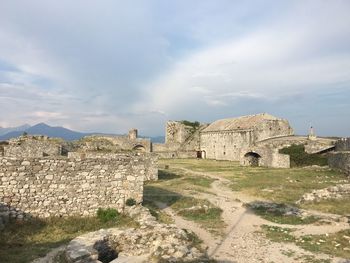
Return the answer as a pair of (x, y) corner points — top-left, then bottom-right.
(128, 129), (138, 140)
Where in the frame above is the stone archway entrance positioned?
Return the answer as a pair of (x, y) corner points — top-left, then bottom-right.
(197, 150), (206, 159)
(132, 145), (146, 152)
(243, 152), (261, 167)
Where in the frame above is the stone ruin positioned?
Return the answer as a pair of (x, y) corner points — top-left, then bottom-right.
(0, 132), (158, 230)
(328, 138), (350, 176)
(65, 205), (208, 263)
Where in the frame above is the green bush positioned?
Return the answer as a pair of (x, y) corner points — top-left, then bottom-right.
(279, 144), (328, 167)
(180, 120), (200, 129)
(96, 208), (119, 222)
(125, 198), (136, 206)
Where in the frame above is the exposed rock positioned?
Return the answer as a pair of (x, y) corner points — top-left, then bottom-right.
(297, 184), (350, 203)
(65, 206), (209, 263)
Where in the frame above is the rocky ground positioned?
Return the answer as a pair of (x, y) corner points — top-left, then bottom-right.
(157, 167), (350, 263)
(31, 164), (350, 263)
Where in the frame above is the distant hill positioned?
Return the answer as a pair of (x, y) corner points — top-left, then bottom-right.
(149, 136), (165, 143)
(0, 124), (31, 136)
(0, 123), (88, 141)
(0, 123), (165, 142)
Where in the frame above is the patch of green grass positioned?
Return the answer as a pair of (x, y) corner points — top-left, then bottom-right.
(0, 215), (137, 263)
(294, 255), (331, 263)
(249, 202), (319, 225)
(96, 207), (119, 222)
(296, 229), (350, 259)
(279, 144), (328, 167)
(182, 176), (215, 188)
(158, 169), (182, 181)
(301, 197), (350, 215)
(261, 225), (296, 243)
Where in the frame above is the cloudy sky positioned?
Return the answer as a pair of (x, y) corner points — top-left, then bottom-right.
(0, 0), (349, 136)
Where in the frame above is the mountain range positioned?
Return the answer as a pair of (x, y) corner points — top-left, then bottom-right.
(0, 123), (164, 142)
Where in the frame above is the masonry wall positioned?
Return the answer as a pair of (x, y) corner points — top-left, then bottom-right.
(67, 152), (158, 181)
(200, 130), (254, 161)
(80, 135), (152, 152)
(335, 138), (350, 151)
(253, 119), (294, 142)
(328, 152), (350, 175)
(4, 136), (62, 158)
(0, 155), (148, 222)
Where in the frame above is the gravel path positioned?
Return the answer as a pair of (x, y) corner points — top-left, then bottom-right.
(161, 167), (350, 263)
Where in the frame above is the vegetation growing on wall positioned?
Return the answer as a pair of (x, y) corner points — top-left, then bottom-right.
(279, 144), (328, 167)
(180, 120), (200, 129)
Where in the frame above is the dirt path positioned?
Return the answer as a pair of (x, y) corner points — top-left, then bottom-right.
(162, 167), (349, 263)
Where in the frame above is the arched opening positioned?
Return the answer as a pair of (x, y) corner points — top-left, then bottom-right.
(201, 150), (206, 159)
(244, 152), (261, 167)
(132, 145), (146, 152)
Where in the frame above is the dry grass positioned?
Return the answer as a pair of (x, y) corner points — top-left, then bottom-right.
(0, 215), (137, 263)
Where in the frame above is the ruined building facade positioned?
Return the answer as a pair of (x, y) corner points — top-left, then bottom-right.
(199, 113), (293, 161)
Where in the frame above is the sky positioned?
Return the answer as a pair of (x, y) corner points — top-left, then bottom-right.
(0, 0), (349, 137)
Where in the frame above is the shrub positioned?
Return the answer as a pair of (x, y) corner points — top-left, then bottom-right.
(180, 120), (200, 129)
(125, 198), (136, 206)
(279, 144), (328, 167)
(96, 208), (119, 222)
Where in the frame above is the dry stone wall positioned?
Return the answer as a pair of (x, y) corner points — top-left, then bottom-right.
(4, 135), (62, 158)
(67, 152), (158, 181)
(0, 154), (151, 223)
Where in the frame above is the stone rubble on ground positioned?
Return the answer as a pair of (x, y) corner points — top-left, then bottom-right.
(297, 184), (350, 203)
(65, 205), (209, 263)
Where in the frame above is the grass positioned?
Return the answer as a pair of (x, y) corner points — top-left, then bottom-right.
(261, 225), (296, 243)
(159, 159), (349, 214)
(261, 225), (350, 259)
(248, 202), (320, 225)
(0, 214), (137, 263)
(301, 197), (350, 215)
(143, 185), (225, 234)
(296, 229), (350, 259)
(279, 144), (328, 167)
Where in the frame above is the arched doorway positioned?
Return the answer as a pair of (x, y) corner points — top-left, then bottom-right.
(244, 152), (261, 167)
(132, 145), (146, 152)
(201, 150), (206, 159)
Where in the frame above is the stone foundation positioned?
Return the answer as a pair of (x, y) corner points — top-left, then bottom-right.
(65, 206), (208, 263)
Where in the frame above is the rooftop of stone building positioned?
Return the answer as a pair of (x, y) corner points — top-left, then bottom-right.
(202, 113), (284, 132)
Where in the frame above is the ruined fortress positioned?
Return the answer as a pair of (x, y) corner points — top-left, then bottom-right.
(153, 113), (337, 169)
(0, 133), (157, 228)
(0, 112), (347, 228)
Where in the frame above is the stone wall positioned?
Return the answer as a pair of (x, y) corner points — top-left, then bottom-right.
(328, 152), (350, 175)
(165, 121), (194, 144)
(3, 135), (63, 158)
(0, 154), (150, 222)
(154, 151), (198, 159)
(200, 130), (254, 161)
(335, 138), (350, 151)
(79, 133), (151, 153)
(240, 147), (290, 168)
(67, 152), (158, 181)
(253, 119), (294, 142)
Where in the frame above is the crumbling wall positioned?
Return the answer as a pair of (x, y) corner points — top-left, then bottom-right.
(79, 135), (151, 153)
(328, 152), (350, 175)
(3, 135), (62, 157)
(328, 138), (350, 176)
(335, 138), (350, 151)
(0, 154), (149, 222)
